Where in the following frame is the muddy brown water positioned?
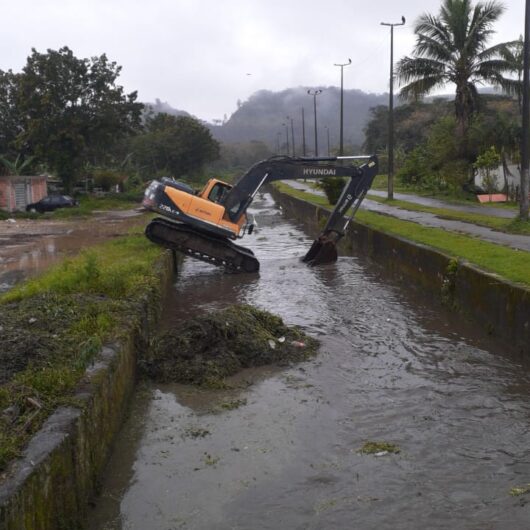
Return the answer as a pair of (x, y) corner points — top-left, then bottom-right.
(88, 193), (530, 529)
(0, 210), (144, 293)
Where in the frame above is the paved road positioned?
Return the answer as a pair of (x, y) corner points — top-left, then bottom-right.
(283, 181), (530, 252)
(369, 190), (515, 219)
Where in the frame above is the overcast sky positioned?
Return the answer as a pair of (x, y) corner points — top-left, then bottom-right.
(1, 0), (525, 122)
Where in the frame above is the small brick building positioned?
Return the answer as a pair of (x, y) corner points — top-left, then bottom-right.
(0, 175), (47, 212)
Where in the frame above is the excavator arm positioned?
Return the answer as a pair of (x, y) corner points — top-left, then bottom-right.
(143, 154), (378, 272)
(221, 155), (378, 265)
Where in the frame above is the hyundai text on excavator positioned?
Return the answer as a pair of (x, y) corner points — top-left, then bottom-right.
(142, 155), (378, 272)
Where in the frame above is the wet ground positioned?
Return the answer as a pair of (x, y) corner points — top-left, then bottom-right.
(0, 210), (145, 293)
(286, 181), (530, 252)
(88, 193), (530, 529)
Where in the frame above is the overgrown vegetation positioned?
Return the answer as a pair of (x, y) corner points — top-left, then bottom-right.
(0, 234), (163, 471)
(141, 305), (319, 387)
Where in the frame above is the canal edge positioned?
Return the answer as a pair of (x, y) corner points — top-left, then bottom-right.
(0, 250), (178, 530)
(270, 187), (530, 356)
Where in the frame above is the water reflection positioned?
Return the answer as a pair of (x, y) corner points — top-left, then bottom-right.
(88, 192), (530, 530)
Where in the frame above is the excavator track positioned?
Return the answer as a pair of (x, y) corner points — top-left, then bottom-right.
(145, 218), (260, 273)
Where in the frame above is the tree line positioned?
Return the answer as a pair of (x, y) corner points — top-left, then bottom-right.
(0, 47), (220, 191)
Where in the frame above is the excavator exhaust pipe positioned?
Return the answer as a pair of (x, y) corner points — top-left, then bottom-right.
(302, 235), (339, 266)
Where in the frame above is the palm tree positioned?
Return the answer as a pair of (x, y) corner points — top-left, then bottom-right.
(495, 36), (524, 110)
(396, 0), (512, 138)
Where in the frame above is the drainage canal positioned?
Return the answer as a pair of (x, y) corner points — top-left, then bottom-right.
(88, 192), (530, 529)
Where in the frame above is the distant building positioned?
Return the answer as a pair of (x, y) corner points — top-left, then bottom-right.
(0, 175), (48, 212)
(474, 162), (520, 194)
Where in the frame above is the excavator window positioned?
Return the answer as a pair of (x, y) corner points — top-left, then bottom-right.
(208, 182), (231, 204)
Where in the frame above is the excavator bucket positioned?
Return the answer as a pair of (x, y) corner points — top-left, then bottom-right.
(302, 235), (338, 266)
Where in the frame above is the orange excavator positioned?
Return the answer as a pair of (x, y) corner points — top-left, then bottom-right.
(142, 155), (378, 272)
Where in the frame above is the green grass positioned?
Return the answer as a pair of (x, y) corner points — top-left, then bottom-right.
(365, 194), (530, 235)
(275, 182), (530, 287)
(0, 193), (141, 221)
(0, 232), (164, 470)
(51, 193), (140, 218)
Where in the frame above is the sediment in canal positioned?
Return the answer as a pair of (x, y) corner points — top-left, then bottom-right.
(2, 189), (529, 528)
(271, 187), (530, 355)
(0, 251), (176, 530)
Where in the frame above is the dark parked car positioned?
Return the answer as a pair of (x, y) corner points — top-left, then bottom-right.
(26, 195), (79, 213)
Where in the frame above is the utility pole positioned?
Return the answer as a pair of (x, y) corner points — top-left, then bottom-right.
(282, 122), (290, 156)
(381, 16), (405, 200)
(301, 107), (307, 156)
(308, 89), (323, 156)
(521, 0), (530, 220)
(287, 116), (296, 156)
(334, 58), (351, 155)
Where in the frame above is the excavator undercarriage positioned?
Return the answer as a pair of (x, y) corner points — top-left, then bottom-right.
(146, 217), (260, 272)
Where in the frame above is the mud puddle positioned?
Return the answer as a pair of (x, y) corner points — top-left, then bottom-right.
(0, 209), (145, 293)
(88, 193), (530, 529)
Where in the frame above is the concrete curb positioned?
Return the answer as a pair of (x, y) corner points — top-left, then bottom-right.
(0, 251), (176, 530)
(272, 188), (530, 355)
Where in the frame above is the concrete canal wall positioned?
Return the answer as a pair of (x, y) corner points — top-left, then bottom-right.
(0, 252), (177, 530)
(271, 188), (530, 356)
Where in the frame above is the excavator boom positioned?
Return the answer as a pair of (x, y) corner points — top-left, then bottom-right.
(142, 155), (378, 272)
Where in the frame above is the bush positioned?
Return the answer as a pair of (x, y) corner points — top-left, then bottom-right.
(318, 177), (346, 205)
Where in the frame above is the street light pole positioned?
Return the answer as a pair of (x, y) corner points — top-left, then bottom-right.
(282, 122), (290, 155)
(325, 126), (330, 156)
(308, 89), (323, 156)
(520, 0), (530, 220)
(334, 58), (351, 155)
(381, 16), (405, 200)
(287, 116), (296, 156)
(301, 107), (307, 156)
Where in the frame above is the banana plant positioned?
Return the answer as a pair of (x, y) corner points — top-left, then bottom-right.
(0, 154), (35, 176)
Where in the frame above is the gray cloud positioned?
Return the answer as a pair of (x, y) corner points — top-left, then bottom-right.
(1, 0), (523, 121)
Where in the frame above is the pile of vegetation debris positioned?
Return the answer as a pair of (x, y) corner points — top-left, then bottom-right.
(141, 304), (319, 386)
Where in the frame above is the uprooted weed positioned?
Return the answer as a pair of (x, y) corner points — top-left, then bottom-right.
(141, 304), (319, 387)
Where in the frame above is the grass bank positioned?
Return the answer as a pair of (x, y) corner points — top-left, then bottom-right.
(0, 193), (141, 221)
(366, 194), (530, 236)
(275, 182), (530, 287)
(0, 230), (163, 471)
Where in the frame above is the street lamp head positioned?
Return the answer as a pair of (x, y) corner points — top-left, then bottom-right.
(402, 16), (406, 24)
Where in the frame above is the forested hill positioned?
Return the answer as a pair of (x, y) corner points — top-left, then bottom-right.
(149, 87), (388, 151)
(210, 87), (387, 151)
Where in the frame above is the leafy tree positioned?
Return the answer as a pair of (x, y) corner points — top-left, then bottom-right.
(396, 0), (512, 139)
(474, 145), (501, 196)
(15, 47), (143, 190)
(130, 113), (220, 180)
(0, 70), (22, 158)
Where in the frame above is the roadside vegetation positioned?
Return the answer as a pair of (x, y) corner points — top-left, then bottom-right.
(0, 231), (163, 471)
(365, 194), (530, 235)
(275, 182), (530, 287)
